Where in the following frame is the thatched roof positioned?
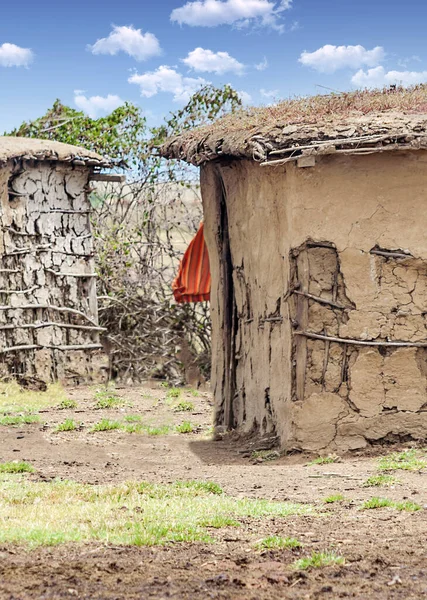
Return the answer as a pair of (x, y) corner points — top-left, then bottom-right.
(0, 137), (111, 168)
(160, 86), (427, 167)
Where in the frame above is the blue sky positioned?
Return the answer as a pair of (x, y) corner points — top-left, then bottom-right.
(1, 0), (427, 133)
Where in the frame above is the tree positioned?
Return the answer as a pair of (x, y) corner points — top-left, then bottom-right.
(8, 86), (242, 382)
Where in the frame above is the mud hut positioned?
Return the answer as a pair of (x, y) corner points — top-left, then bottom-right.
(161, 87), (427, 453)
(0, 137), (112, 383)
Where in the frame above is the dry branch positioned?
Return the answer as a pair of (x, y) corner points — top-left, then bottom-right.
(295, 330), (427, 347)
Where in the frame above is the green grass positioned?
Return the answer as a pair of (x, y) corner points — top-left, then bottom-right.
(0, 414), (40, 426)
(94, 389), (124, 410)
(173, 401), (195, 412)
(363, 475), (397, 487)
(361, 497), (422, 512)
(145, 425), (171, 436)
(91, 419), (122, 432)
(307, 456), (338, 466)
(323, 494), (345, 504)
(0, 478), (313, 547)
(123, 424), (144, 434)
(255, 536), (302, 550)
(378, 450), (427, 472)
(57, 398), (77, 410)
(0, 381), (68, 414)
(55, 419), (79, 433)
(0, 461), (35, 474)
(293, 551), (345, 570)
(176, 421), (195, 434)
(124, 415), (143, 423)
(188, 389), (199, 397)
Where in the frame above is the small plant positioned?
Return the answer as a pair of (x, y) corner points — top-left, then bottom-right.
(55, 419), (79, 432)
(307, 456), (338, 466)
(0, 461), (35, 474)
(175, 481), (224, 495)
(57, 398), (77, 410)
(323, 494), (345, 504)
(94, 389), (124, 410)
(363, 474), (397, 487)
(378, 449), (427, 472)
(188, 388), (199, 397)
(176, 421), (194, 434)
(173, 401), (195, 412)
(91, 419), (121, 432)
(293, 551), (345, 570)
(0, 414), (40, 426)
(256, 536), (302, 550)
(393, 500), (422, 512)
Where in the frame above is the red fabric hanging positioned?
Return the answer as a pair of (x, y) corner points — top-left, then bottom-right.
(172, 223), (211, 303)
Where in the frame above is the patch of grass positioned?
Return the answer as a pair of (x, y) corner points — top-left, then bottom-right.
(188, 388), (199, 397)
(255, 536), (302, 550)
(94, 389), (124, 410)
(57, 398), (77, 410)
(91, 419), (122, 432)
(251, 450), (280, 462)
(323, 494), (345, 504)
(0, 461), (35, 474)
(360, 497), (421, 512)
(307, 456), (338, 466)
(173, 401), (195, 412)
(145, 425), (171, 436)
(293, 551), (345, 570)
(166, 388), (182, 403)
(363, 474), (397, 487)
(0, 414), (40, 426)
(0, 478), (313, 547)
(124, 415), (143, 423)
(55, 419), (79, 433)
(176, 421), (195, 434)
(123, 424), (144, 434)
(378, 449), (427, 472)
(0, 381), (68, 414)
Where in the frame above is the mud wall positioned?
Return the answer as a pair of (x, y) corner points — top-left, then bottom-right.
(201, 151), (427, 452)
(0, 160), (107, 383)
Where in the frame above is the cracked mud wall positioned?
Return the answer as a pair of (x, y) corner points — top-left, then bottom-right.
(202, 150), (427, 452)
(0, 160), (107, 383)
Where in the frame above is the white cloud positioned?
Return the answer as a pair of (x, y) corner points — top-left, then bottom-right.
(128, 66), (208, 102)
(351, 66), (427, 88)
(299, 44), (385, 74)
(238, 90), (252, 104)
(255, 57), (268, 71)
(89, 25), (161, 61)
(182, 47), (244, 74)
(0, 43), (33, 67)
(74, 93), (125, 118)
(170, 0), (292, 31)
(260, 88), (279, 98)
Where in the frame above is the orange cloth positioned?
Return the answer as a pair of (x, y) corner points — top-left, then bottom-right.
(172, 223), (211, 303)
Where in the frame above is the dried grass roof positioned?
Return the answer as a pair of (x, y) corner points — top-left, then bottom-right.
(0, 137), (110, 168)
(160, 86), (427, 166)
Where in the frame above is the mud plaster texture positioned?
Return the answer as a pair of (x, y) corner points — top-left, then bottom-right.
(0, 160), (107, 383)
(201, 151), (427, 453)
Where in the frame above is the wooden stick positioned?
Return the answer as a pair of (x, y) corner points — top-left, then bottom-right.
(0, 343), (102, 354)
(0, 269), (21, 274)
(268, 134), (394, 156)
(293, 289), (351, 310)
(0, 304), (98, 326)
(294, 330), (427, 347)
(0, 322), (106, 332)
(370, 249), (413, 259)
(44, 268), (98, 278)
(89, 173), (126, 183)
(0, 286), (39, 295)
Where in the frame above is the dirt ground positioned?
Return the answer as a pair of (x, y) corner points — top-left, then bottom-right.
(0, 383), (426, 600)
